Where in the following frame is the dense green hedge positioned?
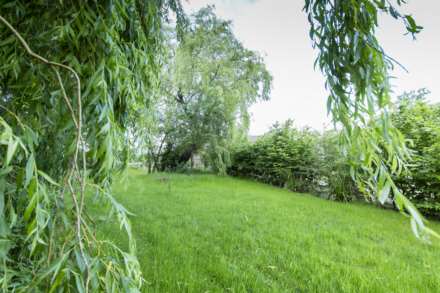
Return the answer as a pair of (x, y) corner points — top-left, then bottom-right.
(227, 121), (317, 192)
(227, 121), (358, 200)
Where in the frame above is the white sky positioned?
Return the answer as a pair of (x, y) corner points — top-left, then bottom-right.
(183, 0), (440, 135)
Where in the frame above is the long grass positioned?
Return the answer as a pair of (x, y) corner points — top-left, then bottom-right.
(94, 169), (440, 292)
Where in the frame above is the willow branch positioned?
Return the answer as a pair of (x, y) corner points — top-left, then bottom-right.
(0, 14), (90, 291)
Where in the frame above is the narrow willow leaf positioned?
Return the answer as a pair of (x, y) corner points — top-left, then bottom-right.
(37, 170), (60, 186)
(0, 35), (15, 47)
(23, 191), (38, 222)
(0, 179), (5, 217)
(378, 180), (391, 204)
(25, 154), (35, 187)
(410, 217), (421, 239)
(49, 270), (65, 293)
(5, 137), (18, 166)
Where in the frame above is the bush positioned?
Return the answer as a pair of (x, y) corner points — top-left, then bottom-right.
(227, 121), (318, 193)
(392, 89), (440, 217)
(228, 121), (359, 201)
(315, 131), (359, 201)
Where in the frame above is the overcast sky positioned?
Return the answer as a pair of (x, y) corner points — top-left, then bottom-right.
(183, 0), (440, 135)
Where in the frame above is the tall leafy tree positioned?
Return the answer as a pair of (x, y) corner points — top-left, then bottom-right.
(157, 7), (272, 173)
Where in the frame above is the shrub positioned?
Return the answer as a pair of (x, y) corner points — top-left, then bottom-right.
(228, 120), (319, 193)
(228, 121), (359, 201)
(315, 131), (359, 201)
(392, 89), (440, 217)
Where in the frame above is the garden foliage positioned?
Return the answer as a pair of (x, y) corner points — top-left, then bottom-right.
(228, 121), (358, 201)
(229, 97), (440, 217)
(0, 0), (437, 291)
(0, 1), (184, 291)
(392, 89), (440, 217)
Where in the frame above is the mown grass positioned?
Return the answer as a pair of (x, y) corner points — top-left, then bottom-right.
(94, 169), (440, 292)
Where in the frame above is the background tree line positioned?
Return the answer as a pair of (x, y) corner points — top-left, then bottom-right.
(227, 89), (440, 217)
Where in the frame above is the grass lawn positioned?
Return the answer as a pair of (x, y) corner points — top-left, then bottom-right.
(95, 169), (440, 292)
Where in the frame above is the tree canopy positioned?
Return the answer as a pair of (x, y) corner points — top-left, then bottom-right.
(155, 7), (272, 173)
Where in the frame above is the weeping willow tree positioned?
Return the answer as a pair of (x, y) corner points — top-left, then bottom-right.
(0, 1), (185, 291)
(157, 6), (272, 173)
(0, 0), (437, 291)
(304, 0), (438, 239)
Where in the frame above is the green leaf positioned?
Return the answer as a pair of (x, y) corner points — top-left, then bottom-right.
(0, 35), (15, 47)
(37, 170), (60, 186)
(25, 154), (35, 187)
(0, 179), (4, 216)
(5, 137), (18, 166)
(378, 180), (391, 204)
(23, 191), (38, 222)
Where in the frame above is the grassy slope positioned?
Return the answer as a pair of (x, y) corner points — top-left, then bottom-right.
(96, 169), (440, 292)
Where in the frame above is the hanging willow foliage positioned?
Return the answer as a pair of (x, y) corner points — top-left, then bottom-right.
(304, 0), (438, 239)
(0, 0), (185, 291)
